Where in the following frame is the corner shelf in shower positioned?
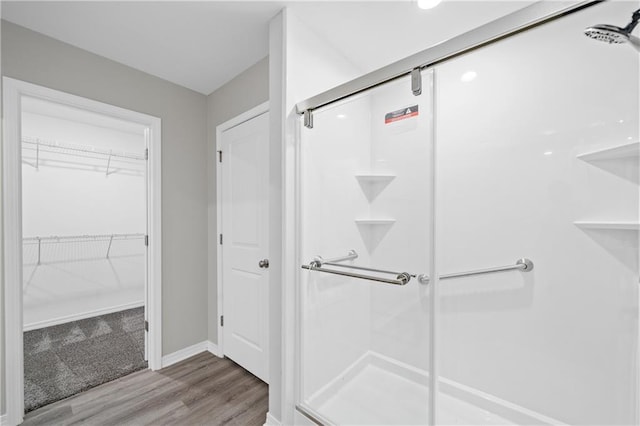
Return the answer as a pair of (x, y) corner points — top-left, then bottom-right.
(354, 219), (396, 226)
(574, 142), (639, 233)
(355, 174), (396, 201)
(355, 219), (396, 252)
(574, 221), (640, 231)
(577, 141), (639, 162)
(354, 174), (396, 183)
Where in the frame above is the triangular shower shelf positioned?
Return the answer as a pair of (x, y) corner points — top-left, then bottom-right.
(355, 219), (396, 252)
(574, 221), (640, 230)
(354, 219), (396, 226)
(577, 141), (639, 162)
(355, 174), (396, 201)
(354, 174), (396, 183)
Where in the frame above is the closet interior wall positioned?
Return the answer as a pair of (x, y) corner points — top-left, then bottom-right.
(21, 98), (147, 329)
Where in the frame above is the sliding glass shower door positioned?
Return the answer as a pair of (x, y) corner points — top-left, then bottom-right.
(298, 71), (435, 425)
(297, 2), (638, 425)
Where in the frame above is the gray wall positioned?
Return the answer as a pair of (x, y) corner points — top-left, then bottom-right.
(206, 56), (269, 344)
(1, 20), (209, 413)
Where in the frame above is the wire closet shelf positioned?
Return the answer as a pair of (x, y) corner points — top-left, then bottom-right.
(23, 233), (146, 265)
(21, 136), (146, 175)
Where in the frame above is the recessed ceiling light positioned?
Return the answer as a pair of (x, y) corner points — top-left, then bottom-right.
(460, 71), (477, 82)
(417, 0), (442, 10)
(337, 114), (347, 119)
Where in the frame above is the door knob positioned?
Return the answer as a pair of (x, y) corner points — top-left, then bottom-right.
(259, 259), (269, 269)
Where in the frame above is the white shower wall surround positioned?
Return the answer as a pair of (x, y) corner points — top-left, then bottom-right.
(296, 2), (639, 425)
(21, 108), (146, 329)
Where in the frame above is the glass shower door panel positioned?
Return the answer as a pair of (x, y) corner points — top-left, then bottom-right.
(298, 72), (435, 425)
(435, 2), (639, 425)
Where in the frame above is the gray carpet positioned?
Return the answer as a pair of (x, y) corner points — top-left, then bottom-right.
(23, 307), (147, 413)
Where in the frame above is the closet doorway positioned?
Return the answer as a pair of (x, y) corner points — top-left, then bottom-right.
(2, 78), (162, 424)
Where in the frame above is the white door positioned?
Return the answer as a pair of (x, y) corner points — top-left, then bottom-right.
(221, 112), (269, 383)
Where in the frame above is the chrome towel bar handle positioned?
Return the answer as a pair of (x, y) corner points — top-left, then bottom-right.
(417, 258), (534, 284)
(440, 258), (533, 281)
(302, 251), (533, 286)
(311, 249), (358, 268)
(320, 261), (416, 279)
(302, 263), (412, 286)
(302, 250), (414, 285)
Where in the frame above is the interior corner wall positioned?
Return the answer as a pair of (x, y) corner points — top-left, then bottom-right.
(268, 7), (364, 424)
(268, 11), (285, 423)
(206, 56), (269, 344)
(1, 16), (5, 416)
(1, 19), (209, 413)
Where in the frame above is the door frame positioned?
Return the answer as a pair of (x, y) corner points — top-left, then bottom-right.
(215, 101), (269, 358)
(2, 77), (163, 425)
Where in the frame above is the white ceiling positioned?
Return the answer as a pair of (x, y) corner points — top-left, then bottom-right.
(289, 1), (537, 76)
(1, 1), (285, 94)
(1, 1), (535, 96)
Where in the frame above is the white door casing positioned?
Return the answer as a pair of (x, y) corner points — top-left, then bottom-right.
(220, 110), (270, 383)
(2, 77), (162, 426)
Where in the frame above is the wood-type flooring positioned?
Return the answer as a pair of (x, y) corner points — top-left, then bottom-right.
(22, 352), (268, 426)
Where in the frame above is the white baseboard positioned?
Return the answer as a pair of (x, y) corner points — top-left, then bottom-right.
(23, 301), (144, 331)
(162, 341), (208, 368)
(162, 340), (221, 368)
(207, 340), (221, 357)
(0, 412), (17, 426)
(264, 412), (281, 426)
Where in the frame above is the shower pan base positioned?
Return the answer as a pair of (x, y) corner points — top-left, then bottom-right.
(305, 352), (564, 425)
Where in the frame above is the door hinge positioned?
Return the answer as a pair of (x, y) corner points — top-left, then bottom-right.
(411, 67), (422, 96)
(145, 235), (149, 246)
(144, 148), (149, 160)
(219, 234), (223, 245)
(144, 320), (149, 332)
(220, 315), (224, 327)
(217, 150), (222, 163)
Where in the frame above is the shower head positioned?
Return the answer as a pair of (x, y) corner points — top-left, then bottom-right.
(584, 8), (640, 50)
(585, 24), (633, 44)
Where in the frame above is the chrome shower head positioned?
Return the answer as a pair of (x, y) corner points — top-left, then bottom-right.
(584, 24), (632, 44)
(584, 8), (640, 49)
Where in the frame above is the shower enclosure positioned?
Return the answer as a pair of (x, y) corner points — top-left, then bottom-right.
(294, 2), (639, 424)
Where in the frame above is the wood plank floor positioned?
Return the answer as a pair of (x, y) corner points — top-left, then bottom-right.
(21, 352), (269, 426)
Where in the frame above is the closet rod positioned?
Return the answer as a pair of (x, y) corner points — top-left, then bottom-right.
(22, 136), (146, 161)
(24, 233), (145, 263)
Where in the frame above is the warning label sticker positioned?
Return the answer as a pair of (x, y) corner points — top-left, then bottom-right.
(385, 105), (419, 124)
